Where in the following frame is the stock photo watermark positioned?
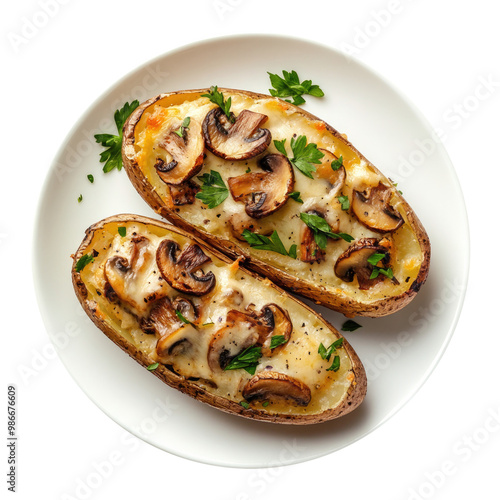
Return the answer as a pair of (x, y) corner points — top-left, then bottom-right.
(407, 404), (500, 499)
(60, 397), (179, 500)
(213, 0), (245, 20)
(7, 0), (72, 53)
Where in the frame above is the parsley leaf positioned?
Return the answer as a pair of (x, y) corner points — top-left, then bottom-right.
(289, 191), (304, 203)
(341, 320), (362, 332)
(77, 194), (83, 203)
(367, 252), (393, 280)
(268, 70), (324, 106)
(318, 338), (344, 361)
(240, 401), (250, 409)
(175, 310), (191, 324)
(338, 195), (350, 211)
(270, 335), (288, 349)
(195, 170), (229, 208)
(75, 253), (94, 272)
(274, 136), (324, 178)
(87, 174), (94, 183)
(299, 213), (354, 249)
(330, 156), (344, 171)
(201, 86), (234, 123)
(242, 229), (296, 258)
(327, 355), (341, 372)
(118, 226), (126, 237)
(147, 362), (159, 371)
(367, 253), (386, 266)
(174, 116), (190, 138)
(94, 100), (139, 173)
(224, 345), (262, 375)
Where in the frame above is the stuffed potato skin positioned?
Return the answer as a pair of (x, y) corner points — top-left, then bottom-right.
(72, 214), (366, 425)
(122, 89), (430, 318)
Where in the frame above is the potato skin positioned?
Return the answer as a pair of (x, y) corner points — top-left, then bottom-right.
(72, 214), (367, 425)
(122, 89), (430, 318)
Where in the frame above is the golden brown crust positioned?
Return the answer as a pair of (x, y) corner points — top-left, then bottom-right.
(122, 89), (430, 318)
(72, 214), (367, 424)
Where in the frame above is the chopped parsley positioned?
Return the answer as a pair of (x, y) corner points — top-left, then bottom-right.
(242, 229), (296, 258)
(338, 195), (350, 211)
(341, 320), (362, 332)
(75, 253), (94, 272)
(94, 100), (140, 173)
(318, 338), (344, 372)
(367, 253), (393, 279)
(270, 335), (288, 349)
(240, 401), (250, 409)
(268, 70), (324, 106)
(299, 212), (354, 249)
(77, 194), (83, 203)
(201, 86), (234, 122)
(330, 156), (344, 171)
(224, 346), (262, 375)
(289, 191), (304, 203)
(175, 310), (191, 324)
(173, 116), (191, 138)
(117, 226), (126, 237)
(195, 170), (229, 208)
(326, 355), (341, 372)
(87, 174), (94, 183)
(147, 362), (159, 371)
(274, 135), (324, 179)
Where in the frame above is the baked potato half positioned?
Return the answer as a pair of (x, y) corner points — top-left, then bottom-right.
(72, 214), (366, 424)
(122, 89), (430, 317)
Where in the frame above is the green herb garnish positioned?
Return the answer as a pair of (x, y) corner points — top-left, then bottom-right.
(87, 174), (94, 183)
(77, 194), (83, 203)
(338, 195), (350, 211)
(147, 363), (159, 371)
(274, 136), (324, 179)
(195, 170), (229, 208)
(174, 116), (190, 138)
(224, 346), (262, 375)
(94, 100), (140, 173)
(118, 226), (126, 237)
(240, 401), (250, 409)
(242, 229), (296, 258)
(268, 70), (324, 106)
(367, 253), (393, 280)
(318, 338), (344, 361)
(289, 191), (304, 203)
(262, 401), (270, 407)
(75, 253), (94, 272)
(367, 253), (386, 266)
(299, 212), (354, 249)
(270, 335), (288, 349)
(175, 310), (191, 324)
(201, 86), (234, 123)
(341, 320), (362, 332)
(326, 355), (340, 372)
(330, 156), (343, 171)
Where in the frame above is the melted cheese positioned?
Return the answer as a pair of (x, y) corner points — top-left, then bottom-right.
(132, 92), (424, 305)
(80, 221), (355, 416)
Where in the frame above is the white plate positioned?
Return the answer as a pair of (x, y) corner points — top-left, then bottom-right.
(33, 34), (469, 468)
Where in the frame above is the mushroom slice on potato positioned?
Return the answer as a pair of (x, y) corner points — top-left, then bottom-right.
(207, 310), (265, 371)
(253, 304), (292, 357)
(154, 117), (204, 185)
(351, 182), (404, 233)
(156, 240), (215, 296)
(103, 236), (160, 313)
(227, 154), (294, 219)
(168, 180), (200, 206)
(141, 296), (183, 337)
(202, 108), (272, 160)
(334, 238), (392, 290)
(242, 372), (311, 406)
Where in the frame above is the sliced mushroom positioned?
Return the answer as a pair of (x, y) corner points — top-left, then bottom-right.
(141, 296), (182, 337)
(299, 210), (329, 263)
(202, 108), (272, 160)
(334, 238), (391, 290)
(168, 180), (200, 206)
(227, 154), (294, 219)
(255, 304), (292, 357)
(156, 240), (216, 296)
(228, 213), (274, 241)
(315, 149), (346, 194)
(242, 372), (311, 406)
(207, 310), (266, 371)
(172, 297), (198, 324)
(155, 117), (204, 185)
(103, 236), (162, 313)
(156, 323), (202, 378)
(351, 182), (404, 233)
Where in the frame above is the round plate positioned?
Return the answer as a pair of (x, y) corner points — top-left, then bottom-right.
(33, 34), (469, 468)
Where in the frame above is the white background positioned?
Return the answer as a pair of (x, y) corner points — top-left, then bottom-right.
(2, 0), (499, 499)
